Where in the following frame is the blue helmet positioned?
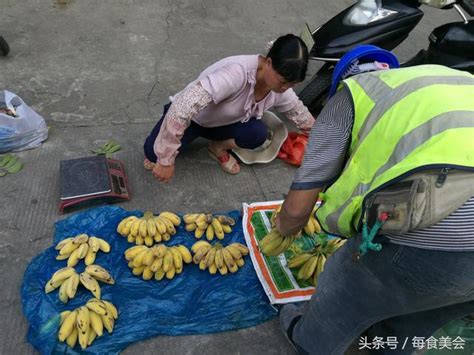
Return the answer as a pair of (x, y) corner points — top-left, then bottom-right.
(328, 45), (400, 98)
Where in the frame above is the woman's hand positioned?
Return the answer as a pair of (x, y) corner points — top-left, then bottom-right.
(152, 163), (175, 183)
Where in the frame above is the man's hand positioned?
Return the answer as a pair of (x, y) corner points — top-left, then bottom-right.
(152, 163), (175, 183)
(275, 187), (322, 236)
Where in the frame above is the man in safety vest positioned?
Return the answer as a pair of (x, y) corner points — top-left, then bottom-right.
(276, 46), (474, 354)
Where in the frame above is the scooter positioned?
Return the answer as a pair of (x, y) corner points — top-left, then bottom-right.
(298, 0), (474, 115)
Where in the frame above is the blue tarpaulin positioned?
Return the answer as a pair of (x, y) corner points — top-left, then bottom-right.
(21, 206), (276, 354)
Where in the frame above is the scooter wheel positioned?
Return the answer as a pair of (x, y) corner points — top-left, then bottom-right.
(0, 36), (10, 56)
(297, 71), (332, 116)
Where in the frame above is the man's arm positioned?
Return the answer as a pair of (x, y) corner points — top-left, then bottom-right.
(275, 187), (323, 236)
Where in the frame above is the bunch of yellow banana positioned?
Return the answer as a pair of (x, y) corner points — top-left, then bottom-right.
(259, 227), (300, 256)
(287, 237), (346, 287)
(116, 211), (181, 246)
(124, 243), (192, 281)
(55, 234), (110, 267)
(191, 241), (249, 275)
(57, 298), (118, 350)
(45, 265), (115, 302)
(183, 213), (235, 241)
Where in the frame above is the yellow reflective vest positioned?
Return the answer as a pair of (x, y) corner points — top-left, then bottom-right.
(316, 65), (474, 237)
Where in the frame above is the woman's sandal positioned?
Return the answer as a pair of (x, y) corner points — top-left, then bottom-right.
(208, 149), (240, 175)
(143, 159), (155, 171)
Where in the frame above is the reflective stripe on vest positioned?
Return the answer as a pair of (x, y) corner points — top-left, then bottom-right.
(316, 65), (474, 237)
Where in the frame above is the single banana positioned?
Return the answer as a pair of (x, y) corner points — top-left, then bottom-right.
(153, 244), (168, 258)
(185, 223), (197, 232)
(175, 245), (192, 264)
(85, 265), (115, 284)
(228, 262), (239, 273)
(142, 266), (154, 280)
(208, 262), (218, 274)
(218, 264), (228, 275)
(154, 269), (165, 281)
(170, 247), (183, 271)
(84, 248), (97, 266)
(183, 213), (199, 224)
(135, 235), (144, 245)
(59, 241), (80, 256)
(191, 240), (211, 253)
(130, 219), (141, 237)
(67, 247), (82, 267)
(86, 299), (108, 316)
(55, 237), (74, 250)
(45, 278), (65, 293)
(101, 313), (115, 333)
(214, 248), (224, 269)
(66, 272), (80, 299)
(89, 310), (104, 337)
(193, 244), (212, 264)
(50, 267), (76, 284)
(221, 247), (236, 269)
(101, 299), (118, 319)
(162, 233), (171, 241)
(146, 217), (157, 237)
(60, 310), (72, 324)
(80, 272), (101, 299)
(230, 243), (249, 255)
(144, 235), (154, 246)
(139, 219), (148, 238)
(65, 327), (78, 348)
(235, 258), (245, 267)
(204, 247), (217, 268)
(116, 215), (136, 236)
(132, 248), (148, 267)
(194, 228), (205, 239)
(127, 234), (136, 243)
(225, 245), (242, 260)
(165, 265), (176, 279)
(206, 224), (215, 241)
(159, 211), (181, 226)
(287, 253), (313, 268)
(150, 257), (163, 272)
(87, 328), (97, 346)
(159, 216), (176, 235)
(221, 224), (232, 234)
(124, 245), (147, 260)
(58, 278), (70, 303)
(58, 310), (77, 341)
(73, 234), (89, 245)
(162, 250), (174, 272)
(142, 248), (156, 266)
(211, 218), (225, 240)
(96, 238), (110, 253)
(76, 306), (91, 337)
(153, 233), (163, 243)
(132, 265), (146, 276)
(154, 217), (167, 235)
(88, 237), (101, 253)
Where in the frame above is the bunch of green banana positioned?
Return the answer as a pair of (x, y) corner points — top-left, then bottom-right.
(45, 265), (114, 302)
(0, 153), (22, 176)
(191, 241), (249, 275)
(287, 237), (346, 287)
(57, 298), (118, 349)
(183, 213), (235, 241)
(116, 211), (181, 246)
(55, 234), (111, 267)
(124, 243), (192, 280)
(259, 227), (300, 256)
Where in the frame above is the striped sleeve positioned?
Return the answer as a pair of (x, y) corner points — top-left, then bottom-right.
(291, 87), (354, 190)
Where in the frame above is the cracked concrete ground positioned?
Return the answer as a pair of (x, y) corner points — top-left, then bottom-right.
(0, 0), (460, 354)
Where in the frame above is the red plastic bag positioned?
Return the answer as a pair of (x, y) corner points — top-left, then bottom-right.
(277, 132), (308, 166)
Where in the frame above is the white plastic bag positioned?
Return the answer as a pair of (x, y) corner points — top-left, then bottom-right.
(0, 90), (48, 153)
